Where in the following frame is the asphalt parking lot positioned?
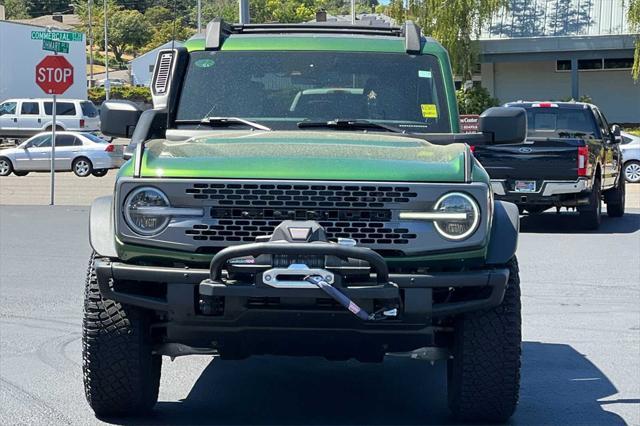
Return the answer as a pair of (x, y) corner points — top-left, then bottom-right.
(0, 177), (639, 425)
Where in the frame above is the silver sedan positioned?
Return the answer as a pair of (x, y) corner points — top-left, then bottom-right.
(0, 131), (122, 177)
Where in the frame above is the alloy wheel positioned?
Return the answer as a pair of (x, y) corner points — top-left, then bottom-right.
(75, 160), (90, 176)
(0, 159), (10, 176)
(624, 163), (640, 183)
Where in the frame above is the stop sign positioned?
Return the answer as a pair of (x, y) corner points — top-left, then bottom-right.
(35, 55), (74, 95)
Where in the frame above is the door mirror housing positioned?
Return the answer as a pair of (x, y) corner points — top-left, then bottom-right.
(100, 100), (143, 138)
(479, 107), (527, 145)
(610, 124), (622, 143)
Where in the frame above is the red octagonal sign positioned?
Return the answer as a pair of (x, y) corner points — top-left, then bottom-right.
(36, 55), (74, 95)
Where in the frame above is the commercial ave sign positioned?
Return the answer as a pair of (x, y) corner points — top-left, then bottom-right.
(31, 30), (83, 42)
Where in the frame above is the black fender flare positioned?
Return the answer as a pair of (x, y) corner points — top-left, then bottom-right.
(89, 196), (118, 258)
(486, 200), (520, 265)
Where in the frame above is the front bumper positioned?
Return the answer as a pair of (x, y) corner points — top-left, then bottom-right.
(95, 259), (509, 323)
(491, 178), (591, 205)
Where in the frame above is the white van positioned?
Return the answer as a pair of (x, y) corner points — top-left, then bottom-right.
(0, 98), (100, 140)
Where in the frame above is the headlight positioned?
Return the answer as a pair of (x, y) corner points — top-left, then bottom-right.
(433, 192), (480, 240)
(124, 187), (171, 236)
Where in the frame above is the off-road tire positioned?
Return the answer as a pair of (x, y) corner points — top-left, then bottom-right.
(82, 253), (161, 417)
(0, 157), (13, 176)
(578, 179), (602, 230)
(447, 258), (521, 423)
(605, 175), (625, 218)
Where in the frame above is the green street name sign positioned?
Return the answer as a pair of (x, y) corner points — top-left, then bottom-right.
(31, 30), (83, 42)
(42, 39), (70, 54)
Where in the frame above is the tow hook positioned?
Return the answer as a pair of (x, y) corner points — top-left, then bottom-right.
(304, 275), (398, 321)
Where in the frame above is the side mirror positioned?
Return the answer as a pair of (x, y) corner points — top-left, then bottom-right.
(611, 124), (621, 143)
(100, 100), (143, 138)
(479, 107), (527, 145)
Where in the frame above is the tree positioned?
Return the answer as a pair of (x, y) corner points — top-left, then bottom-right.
(383, 0), (507, 81)
(630, 0), (640, 80)
(77, 1), (152, 62)
(2, 0), (30, 19)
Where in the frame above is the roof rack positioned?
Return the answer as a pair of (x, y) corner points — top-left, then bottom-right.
(205, 18), (423, 54)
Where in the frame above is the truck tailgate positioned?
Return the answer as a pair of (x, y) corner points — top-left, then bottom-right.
(473, 138), (583, 181)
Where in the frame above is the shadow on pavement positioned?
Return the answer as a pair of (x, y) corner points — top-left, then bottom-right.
(520, 211), (640, 234)
(108, 342), (627, 425)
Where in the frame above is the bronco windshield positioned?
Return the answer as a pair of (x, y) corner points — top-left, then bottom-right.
(176, 50), (451, 133)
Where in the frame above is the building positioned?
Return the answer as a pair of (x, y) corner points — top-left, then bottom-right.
(309, 12), (395, 27)
(130, 41), (184, 87)
(479, 0), (639, 124)
(0, 20), (88, 102)
(11, 13), (81, 31)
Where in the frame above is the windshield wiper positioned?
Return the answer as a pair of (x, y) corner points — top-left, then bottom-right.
(175, 117), (272, 131)
(297, 119), (406, 134)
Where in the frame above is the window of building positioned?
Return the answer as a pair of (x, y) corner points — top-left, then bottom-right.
(603, 58), (634, 69)
(556, 58), (633, 72)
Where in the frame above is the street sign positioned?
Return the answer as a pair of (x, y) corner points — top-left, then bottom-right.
(42, 39), (70, 54)
(459, 115), (480, 133)
(35, 55), (74, 95)
(31, 30), (83, 42)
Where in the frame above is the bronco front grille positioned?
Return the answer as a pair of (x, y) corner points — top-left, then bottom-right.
(184, 183), (419, 245)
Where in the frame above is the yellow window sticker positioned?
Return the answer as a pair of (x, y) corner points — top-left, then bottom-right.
(421, 104), (438, 118)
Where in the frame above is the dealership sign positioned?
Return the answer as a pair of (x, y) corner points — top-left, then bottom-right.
(459, 115), (480, 133)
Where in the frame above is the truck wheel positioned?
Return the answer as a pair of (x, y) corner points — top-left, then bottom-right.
(0, 157), (13, 176)
(578, 179), (601, 230)
(82, 253), (161, 417)
(447, 258), (521, 423)
(605, 175), (625, 218)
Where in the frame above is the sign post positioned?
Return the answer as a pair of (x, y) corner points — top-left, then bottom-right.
(35, 55), (74, 205)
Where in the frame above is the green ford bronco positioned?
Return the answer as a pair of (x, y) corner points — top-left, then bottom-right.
(85, 20), (526, 422)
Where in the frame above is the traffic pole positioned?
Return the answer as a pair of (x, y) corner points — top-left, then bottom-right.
(50, 93), (56, 206)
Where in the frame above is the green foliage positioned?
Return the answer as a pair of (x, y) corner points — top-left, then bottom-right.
(626, 128), (640, 136)
(2, 0), (30, 19)
(76, 1), (153, 62)
(383, 0), (507, 81)
(560, 95), (593, 103)
(629, 0), (640, 80)
(456, 86), (499, 115)
(88, 86), (151, 104)
(25, 0), (69, 16)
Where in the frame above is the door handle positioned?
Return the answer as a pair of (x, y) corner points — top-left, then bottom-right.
(12, 118), (17, 122)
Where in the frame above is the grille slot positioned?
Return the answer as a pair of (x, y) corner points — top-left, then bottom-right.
(186, 219), (417, 245)
(186, 183), (418, 208)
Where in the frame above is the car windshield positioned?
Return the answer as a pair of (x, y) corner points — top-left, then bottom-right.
(525, 108), (598, 139)
(176, 50), (451, 133)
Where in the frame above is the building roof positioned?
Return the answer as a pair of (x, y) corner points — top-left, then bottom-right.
(10, 14), (80, 31)
(130, 41), (184, 64)
(308, 13), (395, 27)
(481, 0), (633, 39)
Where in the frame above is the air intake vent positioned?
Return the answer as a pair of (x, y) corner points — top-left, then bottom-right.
(152, 51), (174, 95)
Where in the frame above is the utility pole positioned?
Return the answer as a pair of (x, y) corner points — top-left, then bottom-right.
(88, 0), (94, 87)
(197, 0), (202, 33)
(103, 0), (109, 100)
(351, 0), (356, 24)
(239, 0), (249, 24)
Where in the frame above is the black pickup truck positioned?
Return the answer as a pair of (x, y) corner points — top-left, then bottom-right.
(473, 101), (625, 229)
